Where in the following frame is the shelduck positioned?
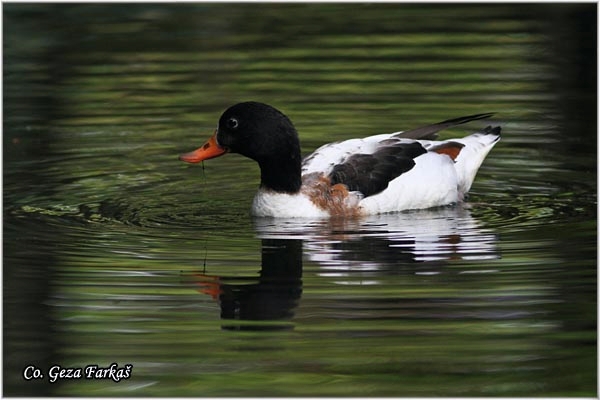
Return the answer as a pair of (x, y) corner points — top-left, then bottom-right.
(179, 102), (500, 218)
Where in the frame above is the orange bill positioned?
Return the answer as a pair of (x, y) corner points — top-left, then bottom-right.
(179, 131), (227, 163)
(192, 273), (221, 301)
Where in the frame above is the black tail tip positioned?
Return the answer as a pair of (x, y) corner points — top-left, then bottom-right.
(482, 125), (501, 136)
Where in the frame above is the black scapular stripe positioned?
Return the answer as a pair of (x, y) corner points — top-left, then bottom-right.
(329, 141), (427, 197)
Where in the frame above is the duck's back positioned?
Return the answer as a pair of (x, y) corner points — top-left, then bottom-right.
(299, 124), (500, 215)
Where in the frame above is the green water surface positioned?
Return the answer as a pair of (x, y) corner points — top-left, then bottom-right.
(3, 3), (596, 397)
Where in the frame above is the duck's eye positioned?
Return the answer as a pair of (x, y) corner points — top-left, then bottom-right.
(227, 118), (239, 129)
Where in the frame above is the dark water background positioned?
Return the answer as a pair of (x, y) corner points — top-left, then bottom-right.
(3, 3), (596, 396)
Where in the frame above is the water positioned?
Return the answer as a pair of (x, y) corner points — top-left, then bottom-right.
(3, 3), (596, 397)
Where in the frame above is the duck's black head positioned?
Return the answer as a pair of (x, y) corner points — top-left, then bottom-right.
(216, 102), (300, 162)
(180, 102), (303, 194)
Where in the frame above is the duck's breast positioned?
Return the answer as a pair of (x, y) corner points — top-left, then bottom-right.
(251, 189), (329, 218)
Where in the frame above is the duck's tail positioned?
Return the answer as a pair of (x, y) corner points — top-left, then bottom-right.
(452, 125), (501, 195)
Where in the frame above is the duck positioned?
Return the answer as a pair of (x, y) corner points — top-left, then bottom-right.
(179, 102), (500, 218)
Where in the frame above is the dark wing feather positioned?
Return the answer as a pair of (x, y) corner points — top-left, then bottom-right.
(329, 141), (427, 197)
(396, 113), (495, 140)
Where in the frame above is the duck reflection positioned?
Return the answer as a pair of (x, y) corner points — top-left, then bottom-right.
(256, 206), (499, 263)
(193, 205), (499, 330)
(193, 238), (303, 331)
